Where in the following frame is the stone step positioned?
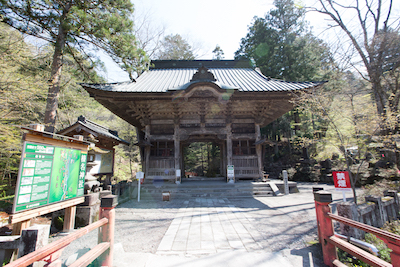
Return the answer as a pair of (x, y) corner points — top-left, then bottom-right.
(126, 180), (296, 201)
(137, 183), (274, 200)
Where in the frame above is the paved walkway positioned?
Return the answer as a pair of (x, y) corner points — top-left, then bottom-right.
(113, 196), (308, 267)
(62, 182), (360, 266)
(157, 198), (264, 255)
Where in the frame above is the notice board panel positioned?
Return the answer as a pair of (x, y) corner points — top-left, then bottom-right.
(13, 139), (88, 213)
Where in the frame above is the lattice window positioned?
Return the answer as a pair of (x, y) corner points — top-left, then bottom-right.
(232, 140), (256, 155)
(150, 141), (174, 157)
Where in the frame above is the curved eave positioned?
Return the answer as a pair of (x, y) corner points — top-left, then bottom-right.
(80, 67), (327, 93)
(57, 121), (130, 146)
(81, 79), (327, 97)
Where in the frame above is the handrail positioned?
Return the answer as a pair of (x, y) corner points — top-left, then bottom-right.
(5, 218), (108, 267)
(314, 191), (400, 267)
(68, 242), (110, 267)
(328, 236), (392, 267)
(328, 213), (400, 243)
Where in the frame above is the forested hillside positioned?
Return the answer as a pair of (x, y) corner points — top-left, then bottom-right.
(0, 0), (399, 207)
(234, 0), (399, 193)
(0, 24), (138, 201)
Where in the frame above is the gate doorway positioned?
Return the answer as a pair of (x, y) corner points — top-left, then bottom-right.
(183, 142), (221, 178)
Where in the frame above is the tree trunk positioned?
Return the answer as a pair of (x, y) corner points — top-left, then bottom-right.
(43, 4), (71, 133)
(370, 76), (387, 117)
(44, 27), (66, 133)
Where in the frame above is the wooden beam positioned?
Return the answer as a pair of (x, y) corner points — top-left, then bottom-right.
(9, 197), (84, 224)
(24, 134), (88, 151)
(68, 242), (110, 267)
(328, 236), (391, 267)
(5, 218), (108, 267)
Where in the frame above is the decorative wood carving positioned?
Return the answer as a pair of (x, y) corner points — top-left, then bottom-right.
(190, 66), (216, 82)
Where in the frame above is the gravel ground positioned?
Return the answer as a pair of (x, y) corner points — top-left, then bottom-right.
(49, 182), (360, 266)
(52, 199), (186, 264)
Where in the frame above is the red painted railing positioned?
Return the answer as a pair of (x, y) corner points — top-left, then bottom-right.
(314, 191), (400, 267)
(5, 195), (117, 267)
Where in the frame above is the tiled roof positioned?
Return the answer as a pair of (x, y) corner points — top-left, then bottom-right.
(57, 116), (130, 145)
(81, 60), (326, 93)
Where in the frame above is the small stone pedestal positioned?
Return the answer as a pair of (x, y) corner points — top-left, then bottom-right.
(162, 191), (170, 201)
(76, 192), (100, 227)
(100, 190), (112, 199)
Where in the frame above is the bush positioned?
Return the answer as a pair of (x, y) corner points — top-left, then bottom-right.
(364, 233), (391, 263)
(359, 179), (398, 203)
(337, 220), (400, 266)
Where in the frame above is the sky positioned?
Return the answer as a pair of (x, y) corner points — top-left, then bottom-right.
(135, 0), (275, 59)
(103, 0), (278, 82)
(101, 0), (399, 83)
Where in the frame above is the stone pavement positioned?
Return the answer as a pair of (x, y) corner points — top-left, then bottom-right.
(156, 198), (264, 255)
(113, 197), (306, 267)
(63, 182), (360, 266)
(111, 185), (341, 267)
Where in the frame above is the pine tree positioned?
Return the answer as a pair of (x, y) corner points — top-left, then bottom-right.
(0, 0), (148, 132)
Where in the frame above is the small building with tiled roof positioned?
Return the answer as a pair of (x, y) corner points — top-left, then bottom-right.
(57, 116), (129, 177)
(81, 60), (325, 181)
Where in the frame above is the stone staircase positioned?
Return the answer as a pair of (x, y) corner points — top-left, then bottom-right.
(139, 178), (274, 200)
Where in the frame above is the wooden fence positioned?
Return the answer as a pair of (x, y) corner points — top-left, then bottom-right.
(5, 195), (117, 267)
(314, 191), (400, 267)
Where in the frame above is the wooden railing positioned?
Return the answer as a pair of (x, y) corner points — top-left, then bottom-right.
(5, 195), (118, 267)
(314, 191), (400, 267)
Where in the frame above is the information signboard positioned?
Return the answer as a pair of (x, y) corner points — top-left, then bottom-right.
(89, 148), (114, 175)
(13, 141), (87, 213)
(227, 165), (234, 179)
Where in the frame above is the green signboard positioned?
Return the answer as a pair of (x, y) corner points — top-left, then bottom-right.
(13, 141), (87, 213)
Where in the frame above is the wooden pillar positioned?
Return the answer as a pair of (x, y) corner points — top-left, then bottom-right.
(144, 125), (150, 176)
(219, 141), (224, 177)
(180, 143), (185, 179)
(63, 206), (76, 232)
(255, 124), (263, 178)
(226, 123), (232, 166)
(135, 126), (145, 171)
(220, 141), (226, 178)
(174, 124), (180, 178)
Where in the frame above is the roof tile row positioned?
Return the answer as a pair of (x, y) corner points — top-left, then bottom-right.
(81, 66), (325, 93)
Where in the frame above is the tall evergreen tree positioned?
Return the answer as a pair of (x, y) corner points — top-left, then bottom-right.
(235, 0), (331, 81)
(212, 45), (224, 60)
(156, 34), (195, 60)
(235, 0), (335, 166)
(0, 0), (148, 132)
(0, 23), (108, 186)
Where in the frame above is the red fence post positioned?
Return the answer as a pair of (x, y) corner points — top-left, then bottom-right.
(313, 187), (324, 244)
(98, 195), (118, 267)
(387, 242), (400, 267)
(314, 191), (336, 267)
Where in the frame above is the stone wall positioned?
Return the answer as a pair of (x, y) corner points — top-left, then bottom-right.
(112, 181), (138, 204)
(337, 190), (400, 239)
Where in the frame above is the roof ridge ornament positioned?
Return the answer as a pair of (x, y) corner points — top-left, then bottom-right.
(190, 66), (217, 82)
